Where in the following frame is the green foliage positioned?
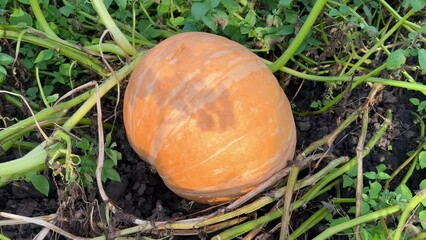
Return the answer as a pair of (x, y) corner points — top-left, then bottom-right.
(0, 51), (14, 86)
(419, 49), (426, 74)
(410, 98), (426, 114)
(310, 100), (323, 110)
(386, 49), (406, 70)
(403, 0), (426, 11)
(75, 133), (122, 187)
(24, 172), (50, 196)
(334, 163), (416, 239)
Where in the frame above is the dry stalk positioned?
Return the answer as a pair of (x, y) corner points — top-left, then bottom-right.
(99, 30), (116, 74)
(53, 81), (97, 107)
(0, 90), (50, 142)
(0, 212), (82, 240)
(33, 227), (50, 240)
(95, 84), (117, 213)
(0, 214), (56, 226)
(355, 84), (384, 240)
(279, 107), (361, 239)
(242, 201), (282, 240)
(226, 153), (329, 211)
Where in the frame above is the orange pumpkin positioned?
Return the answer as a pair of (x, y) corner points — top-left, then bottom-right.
(123, 32), (296, 204)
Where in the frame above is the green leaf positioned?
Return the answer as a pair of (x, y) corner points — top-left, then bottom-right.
(114, 0), (127, 10)
(104, 0), (113, 9)
(328, 8), (340, 17)
(376, 172), (391, 180)
(348, 201), (370, 215)
(102, 167), (121, 182)
(375, 164), (387, 173)
(410, 0), (426, 11)
(46, 94), (59, 103)
(221, 0), (240, 13)
(419, 49), (426, 70)
(191, 2), (210, 21)
(0, 0), (9, 9)
(10, 8), (33, 26)
(419, 101), (426, 112)
(107, 168), (121, 182)
(408, 32), (418, 40)
(396, 184), (413, 200)
(386, 49), (406, 69)
(339, 5), (350, 14)
(202, 15), (217, 31)
(343, 174), (355, 188)
(364, 25), (378, 38)
(170, 16), (185, 26)
(105, 149), (122, 165)
(59, 5), (75, 17)
(285, 10), (297, 24)
(420, 210), (426, 229)
(183, 20), (199, 32)
(0, 65), (6, 86)
(244, 10), (256, 26)
(279, 0), (292, 8)
(214, 10), (229, 28)
(210, 0), (220, 8)
(347, 166), (357, 177)
(17, 0), (29, 4)
(360, 228), (373, 240)
(43, 85), (54, 96)
(369, 181), (382, 199)
(34, 49), (54, 63)
(26, 87), (38, 100)
(419, 151), (426, 169)
(0, 53), (14, 65)
(420, 179), (426, 189)
(277, 25), (294, 35)
(25, 173), (49, 196)
(105, 132), (112, 147)
(420, 180), (426, 207)
(364, 171), (376, 180)
(363, 5), (373, 22)
(76, 138), (91, 151)
(410, 98), (420, 105)
(59, 63), (71, 76)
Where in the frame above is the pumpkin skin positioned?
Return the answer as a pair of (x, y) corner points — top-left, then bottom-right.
(123, 32), (296, 204)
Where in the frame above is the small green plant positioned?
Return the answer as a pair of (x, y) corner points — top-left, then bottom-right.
(310, 100), (323, 110)
(23, 171), (50, 196)
(0, 50), (14, 86)
(75, 133), (122, 187)
(410, 97), (426, 114)
(337, 164), (415, 239)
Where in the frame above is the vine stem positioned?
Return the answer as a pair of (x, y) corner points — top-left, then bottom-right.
(346, 9), (415, 75)
(0, 54), (142, 178)
(378, 0), (425, 33)
(355, 84), (383, 239)
(91, 0), (138, 56)
(29, 0), (59, 39)
(263, 60), (426, 93)
(0, 26), (107, 77)
(393, 190), (426, 239)
(312, 205), (401, 240)
(269, 0), (328, 72)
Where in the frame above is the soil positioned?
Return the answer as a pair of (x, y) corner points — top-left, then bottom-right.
(1, 73), (426, 239)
